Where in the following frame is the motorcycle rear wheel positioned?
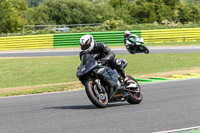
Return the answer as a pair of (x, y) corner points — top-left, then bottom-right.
(126, 76), (143, 104)
(85, 80), (108, 108)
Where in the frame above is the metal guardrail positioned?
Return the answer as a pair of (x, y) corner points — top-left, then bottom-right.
(53, 31), (141, 47)
(0, 28), (200, 50)
(141, 28), (200, 43)
(24, 23), (102, 28)
(0, 34), (53, 50)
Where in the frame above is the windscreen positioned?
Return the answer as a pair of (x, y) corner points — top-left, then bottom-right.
(81, 54), (91, 65)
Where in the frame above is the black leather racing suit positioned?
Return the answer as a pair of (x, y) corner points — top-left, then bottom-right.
(79, 42), (126, 81)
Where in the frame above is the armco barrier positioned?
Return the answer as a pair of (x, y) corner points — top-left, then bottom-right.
(0, 28), (200, 50)
(141, 28), (200, 43)
(0, 34), (53, 50)
(53, 31), (141, 47)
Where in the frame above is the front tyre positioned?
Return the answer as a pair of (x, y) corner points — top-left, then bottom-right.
(85, 80), (108, 108)
(126, 76), (143, 104)
(128, 49), (135, 54)
(142, 45), (149, 54)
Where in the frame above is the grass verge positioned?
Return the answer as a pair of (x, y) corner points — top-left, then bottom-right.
(0, 83), (83, 97)
(0, 53), (200, 97)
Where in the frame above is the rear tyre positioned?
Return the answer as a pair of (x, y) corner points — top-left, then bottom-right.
(126, 76), (143, 104)
(85, 80), (108, 108)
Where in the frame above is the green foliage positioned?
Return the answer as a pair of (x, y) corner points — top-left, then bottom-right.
(177, 3), (200, 23)
(69, 19), (124, 33)
(130, 0), (200, 24)
(1, 0), (200, 34)
(0, 0), (29, 33)
(109, 0), (129, 8)
(99, 19), (124, 30)
(27, 0), (134, 25)
(131, 1), (158, 23)
(163, 0), (181, 9)
(182, 0), (200, 4)
(30, 0), (117, 25)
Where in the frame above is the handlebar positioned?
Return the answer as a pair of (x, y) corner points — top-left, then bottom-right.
(97, 60), (105, 64)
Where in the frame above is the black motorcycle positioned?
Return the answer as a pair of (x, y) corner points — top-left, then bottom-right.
(76, 54), (143, 108)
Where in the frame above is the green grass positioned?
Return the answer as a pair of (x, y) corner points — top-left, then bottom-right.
(0, 56), (79, 88)
(1, 84), (69, 97)
(121, 53), (200, 75)
(0, 53), (200, 90)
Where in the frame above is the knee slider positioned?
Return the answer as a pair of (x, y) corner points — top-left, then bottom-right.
(115, 59), (122, 68)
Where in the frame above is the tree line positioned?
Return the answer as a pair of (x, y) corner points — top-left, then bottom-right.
(1, 0), (200, 33)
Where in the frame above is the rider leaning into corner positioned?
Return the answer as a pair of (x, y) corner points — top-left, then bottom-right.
(79, 34), (134, 91)
(124, 30), (141, 48)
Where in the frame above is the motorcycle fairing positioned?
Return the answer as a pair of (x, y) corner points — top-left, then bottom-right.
(95, 66), (118, 88)
(77, 54), (118, 88)
(77, 54), (97, 77)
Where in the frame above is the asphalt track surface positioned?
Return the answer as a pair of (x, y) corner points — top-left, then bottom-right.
(0, 78), (200, 133)
(0, 46), (200, 133)
(1, 46), (200, 57)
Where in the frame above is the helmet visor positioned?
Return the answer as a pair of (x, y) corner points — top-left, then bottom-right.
(81, 43), (91, 51)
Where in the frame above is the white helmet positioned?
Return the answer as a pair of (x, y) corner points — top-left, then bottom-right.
(80, 34), (94, 54)
(124, 30), (131, 36)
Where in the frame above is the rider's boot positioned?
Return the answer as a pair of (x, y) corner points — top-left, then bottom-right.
(121, 71), (139, 92)
(125, 80), (139, 92)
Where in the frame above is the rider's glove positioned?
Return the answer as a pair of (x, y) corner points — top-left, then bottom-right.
(100, 58), (108, 63)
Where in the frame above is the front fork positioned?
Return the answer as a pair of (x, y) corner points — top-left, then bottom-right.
(94, 79), (105, 93)
(139, 44), (145, 51)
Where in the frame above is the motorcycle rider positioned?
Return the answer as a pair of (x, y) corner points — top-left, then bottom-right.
(79, 34), (127, 91)
(124, 30), (140, 48)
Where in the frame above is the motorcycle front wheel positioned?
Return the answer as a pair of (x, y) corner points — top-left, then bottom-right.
(126, 76), (143, 104)
(142, 45), (149, 54)
(85, 80), (108, 108)
(127, 49), (135, 54)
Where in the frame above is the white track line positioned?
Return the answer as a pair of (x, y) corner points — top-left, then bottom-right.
(154, 126), (200, 133)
